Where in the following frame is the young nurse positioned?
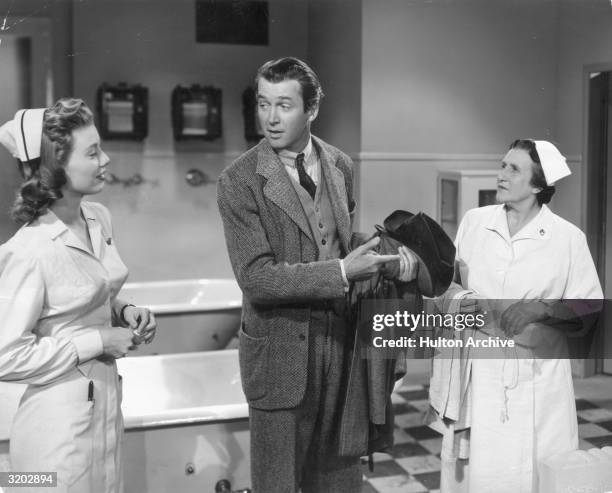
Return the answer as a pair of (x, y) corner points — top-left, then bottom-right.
(0, 99), (156, 493)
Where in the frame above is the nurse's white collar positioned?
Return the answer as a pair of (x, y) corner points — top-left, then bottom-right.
(33, 203), (97, 240)
(485, 203), (553, 241)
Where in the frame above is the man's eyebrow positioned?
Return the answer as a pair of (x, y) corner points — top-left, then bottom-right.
(257, 95), (293, 101)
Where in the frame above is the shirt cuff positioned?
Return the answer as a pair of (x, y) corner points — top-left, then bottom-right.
(339, 259), (350, 292)
(71, 330), (104, 363)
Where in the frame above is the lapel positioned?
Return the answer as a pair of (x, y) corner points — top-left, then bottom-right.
(314, 137), (352, 253)
(256, 139), (314, 241)
(509, 205), (551, 242)
(81, 203), (104, 258)
(35, 206), (100, 257)
(255, 137), (352, 251)
(485, 204), (551, 243)
(485, 205), (511, 244)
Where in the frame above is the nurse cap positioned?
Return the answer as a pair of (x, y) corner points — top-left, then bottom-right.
(0, 108), (46, 162)
(533, 140), (571, 186)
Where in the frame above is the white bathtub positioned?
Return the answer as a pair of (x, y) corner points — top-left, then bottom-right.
(118, 278), (243, 355)
(0, 351), (251, 492)
(117, 350), (247, 428)
(118, 350), (251, 493)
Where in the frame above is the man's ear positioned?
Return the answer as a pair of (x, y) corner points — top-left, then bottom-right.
(307, 105), (319, 122)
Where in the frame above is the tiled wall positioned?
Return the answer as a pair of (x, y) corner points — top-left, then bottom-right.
(70, 0), (309, 281)
(94, 148), (237, 282)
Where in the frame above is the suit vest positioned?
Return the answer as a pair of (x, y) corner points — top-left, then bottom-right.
(289, 164), (343, 261)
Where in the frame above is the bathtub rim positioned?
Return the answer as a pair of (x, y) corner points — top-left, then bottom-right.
(120, 278), (242, 314)
(117, 349), (248, 430)
(122, 404), (249, 430)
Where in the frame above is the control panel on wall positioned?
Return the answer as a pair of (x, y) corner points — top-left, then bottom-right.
(96, 83), (148, 140)
(242, 86), (264, 143)
(171, 85), (222, 140)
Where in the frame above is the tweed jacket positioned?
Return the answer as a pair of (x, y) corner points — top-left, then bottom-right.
(217, 136), (357, 410)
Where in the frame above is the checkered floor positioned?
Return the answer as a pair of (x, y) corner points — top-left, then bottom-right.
(359, 383), (612, 493)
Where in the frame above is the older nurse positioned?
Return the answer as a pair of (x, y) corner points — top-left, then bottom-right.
(0, 99), (156, 492)
(449, 139), (603, 492)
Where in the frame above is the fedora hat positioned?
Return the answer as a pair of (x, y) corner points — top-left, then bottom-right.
(379, 210), (455, 297)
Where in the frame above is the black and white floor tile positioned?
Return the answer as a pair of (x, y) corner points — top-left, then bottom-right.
(360, 385), (612, 493)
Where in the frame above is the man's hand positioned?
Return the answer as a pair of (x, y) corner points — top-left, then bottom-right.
(397, 246), (419, 282)
(344, 237), (400, 282)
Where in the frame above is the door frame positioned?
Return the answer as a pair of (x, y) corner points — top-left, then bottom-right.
(583, 63), (612, 375)
(0, 16), (54, 107)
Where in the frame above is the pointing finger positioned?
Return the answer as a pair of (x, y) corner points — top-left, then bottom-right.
(355, 236), (380, 254)
(371, 254), (400, 264)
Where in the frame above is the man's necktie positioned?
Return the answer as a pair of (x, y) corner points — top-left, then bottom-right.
(295, 152), (316, 200)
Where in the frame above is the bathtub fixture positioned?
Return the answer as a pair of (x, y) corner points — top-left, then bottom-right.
(185, 168), (210, 186)
(215, 479), (231, 492)
(104, 171), (159, 187)
(118, 278), (242, 354)
(215, 479), (251, 493)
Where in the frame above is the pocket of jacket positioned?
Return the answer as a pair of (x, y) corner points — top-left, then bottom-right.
(12, 371), (95, 487)
(33, 399), (94, 487)
(65, 400), (95, 486)
(238, 325), (270, 401)
(118, 374), (123, 405)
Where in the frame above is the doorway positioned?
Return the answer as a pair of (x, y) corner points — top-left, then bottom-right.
(586, 68), (612, 375)
(0, 17), (53, 242)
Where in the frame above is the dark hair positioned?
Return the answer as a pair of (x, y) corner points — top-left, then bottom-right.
(509, 139), (555, 205)
(11, 98), (94, 224)
(255, 57), (324, 113)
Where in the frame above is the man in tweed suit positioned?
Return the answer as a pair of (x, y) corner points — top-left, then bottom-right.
(217, 57), (417, 493)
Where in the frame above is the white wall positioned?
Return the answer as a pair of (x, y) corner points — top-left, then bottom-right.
(361, 0), (558, 154)
(358, 0), (560, 231)
(554, 0), (612, 228)
(307, 0), (362, 157)
(71, 0), (309, 281)
(73, 0), (308, 154)
(307, 0), (363, 220)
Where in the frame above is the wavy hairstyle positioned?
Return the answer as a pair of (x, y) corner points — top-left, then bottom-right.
(255, 57), (324, 113)
(509, 139), (556, 205)
(11, 98), (94, 224)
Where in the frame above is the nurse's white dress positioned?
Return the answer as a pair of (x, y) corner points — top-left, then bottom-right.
(0, 202), (129, 493)
(455, 204), (603, 493)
